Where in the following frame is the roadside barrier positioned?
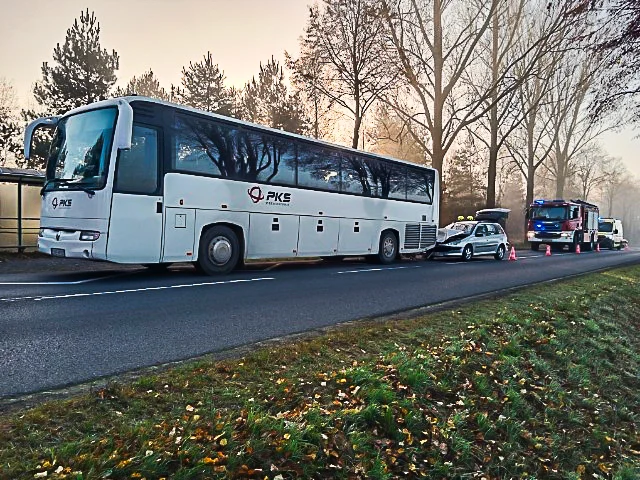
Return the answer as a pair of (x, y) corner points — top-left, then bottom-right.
(508, 246), (517, 261)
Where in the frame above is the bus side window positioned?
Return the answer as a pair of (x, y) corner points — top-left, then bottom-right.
(115, 125), (159, 194)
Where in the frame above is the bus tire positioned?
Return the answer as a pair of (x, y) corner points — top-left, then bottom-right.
(197, 226), (240, 275)
(377, 230), (398, 264)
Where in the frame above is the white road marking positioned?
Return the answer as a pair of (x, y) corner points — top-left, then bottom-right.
(0, 277), (275, 302)
(0, 271), (135, 286)
(336, 265), (423, 274)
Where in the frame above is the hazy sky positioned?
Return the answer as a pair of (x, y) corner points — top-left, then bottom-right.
(1, 0), (638, 177)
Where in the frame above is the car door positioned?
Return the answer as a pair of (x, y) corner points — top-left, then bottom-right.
(473, 224), (490, 254)
(485, 224), (500, 253)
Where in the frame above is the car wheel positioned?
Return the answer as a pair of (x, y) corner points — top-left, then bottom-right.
(530, 243), (540, 251)
(197, 226), (240, 275)
(377, 231), (398, 264)
(462, 245), (473, 261)
(494, 244), (506, 260)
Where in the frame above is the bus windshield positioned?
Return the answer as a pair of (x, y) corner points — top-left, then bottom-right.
(529, 206), (568, 220)
(44, 107), (118, 192)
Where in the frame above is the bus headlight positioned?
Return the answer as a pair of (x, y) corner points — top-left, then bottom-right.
(79, 231), (100, 241)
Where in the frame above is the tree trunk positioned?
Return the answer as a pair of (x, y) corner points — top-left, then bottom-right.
(432, 0), (445, 204)
(486, 10), (499, 208)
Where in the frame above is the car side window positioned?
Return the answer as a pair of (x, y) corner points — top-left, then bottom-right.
(476, 225), (487, 236)
(486, 224), (497, 235)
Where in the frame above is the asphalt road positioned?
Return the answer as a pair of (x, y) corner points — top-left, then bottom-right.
(1, 247), (639, 399)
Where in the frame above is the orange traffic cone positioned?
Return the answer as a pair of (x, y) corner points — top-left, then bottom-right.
(575, 243), (581, 254)
(545, 244), (551, 256)
(595, 243), (600, 253)
(508, 246), (517, 261)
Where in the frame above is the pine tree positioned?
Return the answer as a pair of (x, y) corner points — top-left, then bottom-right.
(442, 148), (486, 224)
(174, 52), (233, 115)
(33, 9), (119, 115)
(240, 57), (308, 134)
(115, 69), (169, 100)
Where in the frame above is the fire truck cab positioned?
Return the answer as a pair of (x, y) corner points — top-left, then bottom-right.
(526, 199), (599, 252)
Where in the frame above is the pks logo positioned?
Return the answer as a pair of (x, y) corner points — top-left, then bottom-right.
(52, 197), (72, 209)
(247, 186), (292, 205)
(247, 186), (265, 204)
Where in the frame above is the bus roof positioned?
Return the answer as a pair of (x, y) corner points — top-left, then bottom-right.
(62, 96), (438, 174)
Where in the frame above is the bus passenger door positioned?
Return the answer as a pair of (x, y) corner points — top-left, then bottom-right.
(107, 125), (163, 263)
(298, 215), (340, 257)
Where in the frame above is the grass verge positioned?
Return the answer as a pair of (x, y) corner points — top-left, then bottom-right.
(1, 266), (639, 479)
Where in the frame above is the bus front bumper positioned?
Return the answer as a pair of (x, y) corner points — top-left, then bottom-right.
(38, 228), (107, 260)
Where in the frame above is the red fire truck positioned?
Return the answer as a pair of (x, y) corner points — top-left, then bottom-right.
(526, 199), (599, 251)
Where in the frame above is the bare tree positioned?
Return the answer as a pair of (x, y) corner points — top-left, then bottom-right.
(544, 52), (610, 199)
(598, 156), (627, 216)
(293, 0), (397, 149)
(369, 105), (426, 164)
(466, 0), (576, 208)
(286, 44), (333, 139)
(574, 143), (609, 201)
(381, 0), (497, 177)
(0, 78), (22, 166)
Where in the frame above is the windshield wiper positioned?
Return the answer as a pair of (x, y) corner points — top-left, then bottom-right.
(41, 178), (96, 196)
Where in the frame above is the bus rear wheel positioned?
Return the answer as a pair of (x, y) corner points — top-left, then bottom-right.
(197, 226), (240, 275)
(377, 231), (398, 264)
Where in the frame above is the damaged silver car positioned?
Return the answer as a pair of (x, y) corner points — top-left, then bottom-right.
(432, 221), (509, 261)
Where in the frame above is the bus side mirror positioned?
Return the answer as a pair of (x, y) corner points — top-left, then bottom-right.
(614, 229), (618, 234)
(24, 117), (59, 160)
(114, 100), (134, 150)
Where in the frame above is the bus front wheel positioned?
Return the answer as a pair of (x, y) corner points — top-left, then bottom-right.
(377, 231), (398, 264)
(197, 226), (240, 275)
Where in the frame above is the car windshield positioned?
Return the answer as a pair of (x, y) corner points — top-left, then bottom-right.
(598, 222), (613, 232)
(447, 222), (475, 234)
(530, 206), (568, 220)
(44, 107), (117, 192)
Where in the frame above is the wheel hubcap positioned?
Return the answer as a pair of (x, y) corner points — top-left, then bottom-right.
(208, 236), (232, 265)
(383, 237), (395, 258)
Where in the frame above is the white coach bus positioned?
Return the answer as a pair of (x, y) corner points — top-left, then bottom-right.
(24, 97), (439, 274)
